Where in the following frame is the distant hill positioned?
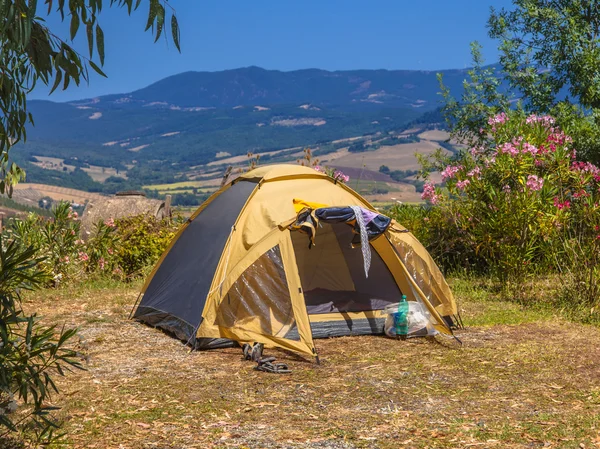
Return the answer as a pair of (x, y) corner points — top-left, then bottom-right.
(14, 66), (471, 193)
(76, 65), (471, 110)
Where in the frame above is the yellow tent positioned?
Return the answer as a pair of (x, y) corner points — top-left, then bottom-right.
(132, 164), (458, 359)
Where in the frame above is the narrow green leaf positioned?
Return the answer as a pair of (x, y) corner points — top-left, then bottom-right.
(154, 4), (164, 42)
(49, 70), (62, 94)
(69, 12), (79, 40)
(96, 24), (105, 65)
(86, 22), (94, 58)
(89, 60), (107, 77)
(63, 73), (70, 90)
(145, 0), (157, 31)
(171, 14), (180, 52)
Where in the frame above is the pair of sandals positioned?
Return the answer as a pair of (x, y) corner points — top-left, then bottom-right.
(241, 343), (291, 374)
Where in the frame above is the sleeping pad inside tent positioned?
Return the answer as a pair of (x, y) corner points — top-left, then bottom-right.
(132, 164), (459, 358)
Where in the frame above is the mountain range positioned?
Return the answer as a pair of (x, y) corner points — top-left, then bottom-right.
(16, 66), (471, 191)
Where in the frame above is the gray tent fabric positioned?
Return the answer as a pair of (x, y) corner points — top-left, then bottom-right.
(133, 181), (256, 343)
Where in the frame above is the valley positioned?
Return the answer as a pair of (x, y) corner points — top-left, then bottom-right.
(9, 66), (464, 208)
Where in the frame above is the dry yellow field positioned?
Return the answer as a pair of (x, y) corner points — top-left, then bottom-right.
(417, 129), (452, 141)
(144, 179), (221, 190)
(328, 141), (450, 172)
(13, 183), (105, 204)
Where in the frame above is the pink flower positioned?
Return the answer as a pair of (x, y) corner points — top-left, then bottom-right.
(70, 229), (76, 235)
(73, 211), (79, 219)
(440, 165), (462, 182)
(78, 252), (89, 262)
(498, 142), (519, 157)
(522, 142), (539, 155)
(99, 257), (106, 270)
(104, 218), (116, 228)
(61, 255), (70, 263)
(108, 248), (114, 255)
(526, 114), (555, 126)
(421, 182), (441, 205)
(525, 175), (544, 192)
(456, 180), (470, 190)
(488, 112), (509, 126)
(553, 197), (571, 210)
(502, 185), (511, 193)
(467, 167), (481, 178)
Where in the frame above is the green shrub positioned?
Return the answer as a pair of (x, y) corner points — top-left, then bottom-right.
(0, 237), (82, 443)
(415, 110), (600, 300)
(112, 214), (181, 278)
(6, 202), (82, 284)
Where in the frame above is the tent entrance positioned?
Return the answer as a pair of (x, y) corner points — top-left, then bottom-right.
(291, 223), (402, 316)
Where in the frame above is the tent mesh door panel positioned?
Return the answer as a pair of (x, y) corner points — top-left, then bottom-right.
(215, 245), (299, 341)
(292, 223), (402, 314)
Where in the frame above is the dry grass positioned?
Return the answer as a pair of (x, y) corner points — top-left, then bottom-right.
(144, 180), (221, 190)
(12, 183), (105, 204)
(328, 142), (450, 173)
(7, 281), (600, 449)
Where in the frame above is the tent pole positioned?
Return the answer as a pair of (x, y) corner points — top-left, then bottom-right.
(129, 292), (143, 319)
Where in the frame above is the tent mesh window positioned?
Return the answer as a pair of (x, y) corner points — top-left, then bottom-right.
(215, 245), (299, 340)
(292, 223), (401, 314)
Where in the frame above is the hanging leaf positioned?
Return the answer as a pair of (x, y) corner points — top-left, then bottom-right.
(89, 60), (107, 78)
(49, 70), (62, 94)
(145, 0), (158, 31)
(154, 3), (165, 42)
(86, 22), (94, 58)
(69, 12), (79, 40)
(96, 24), (105, 65)
(171, 14), (180, 52)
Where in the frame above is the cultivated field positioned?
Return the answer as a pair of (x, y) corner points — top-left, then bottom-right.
(328, 141), (449, 173)
(12, 183), (106, 205)
(9, 280), (599, 449)
(144, 180), (222, 190)
(32, 156), (127, 182)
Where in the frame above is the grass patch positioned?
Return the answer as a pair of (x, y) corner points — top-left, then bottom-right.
(6, 279), (600, 448)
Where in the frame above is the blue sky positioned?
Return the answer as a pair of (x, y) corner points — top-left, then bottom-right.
(31, 0), (514, 101)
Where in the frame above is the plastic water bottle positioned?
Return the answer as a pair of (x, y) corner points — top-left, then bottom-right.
(395, 295), (409, 339)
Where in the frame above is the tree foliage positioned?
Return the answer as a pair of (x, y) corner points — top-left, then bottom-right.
(0, 0), (180, 194)
(488, 0), (600, 111)
(486, 0), (600, 162)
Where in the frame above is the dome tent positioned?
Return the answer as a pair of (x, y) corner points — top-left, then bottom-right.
(132, 164), (459, 359)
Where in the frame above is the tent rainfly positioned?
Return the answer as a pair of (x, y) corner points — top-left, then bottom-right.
(132, 164), (459, 359)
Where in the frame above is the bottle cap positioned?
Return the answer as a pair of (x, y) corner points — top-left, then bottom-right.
(401, 294), (407, 300)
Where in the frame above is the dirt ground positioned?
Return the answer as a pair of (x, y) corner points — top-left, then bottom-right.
(9, 283), (600, 449)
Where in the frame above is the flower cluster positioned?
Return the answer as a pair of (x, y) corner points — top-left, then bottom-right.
(526, 175), (544, 192)
(525, 114), (555, 127)
(421, 182), (441, 205)
(440, 164), (462, 181)
(313, 166), (350, 183)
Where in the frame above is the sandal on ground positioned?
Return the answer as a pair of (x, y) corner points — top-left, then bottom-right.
(255, 357), (291, 374)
